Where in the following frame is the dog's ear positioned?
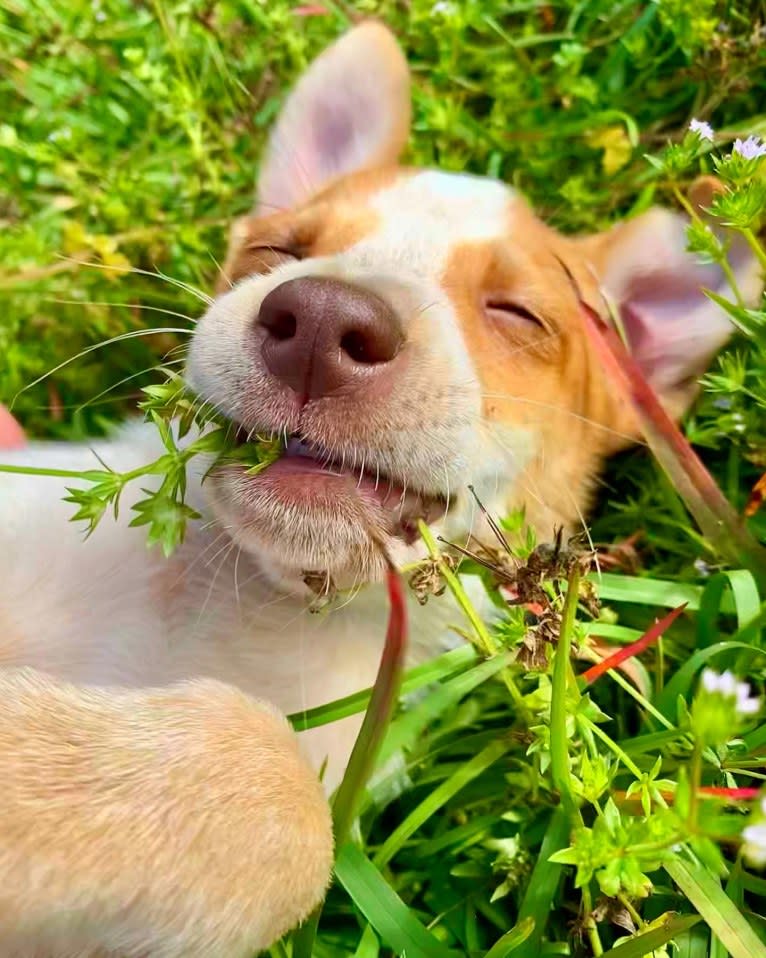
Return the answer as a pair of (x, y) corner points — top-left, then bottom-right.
(578, 208), (762, 446)
(256, 22), (411, 213)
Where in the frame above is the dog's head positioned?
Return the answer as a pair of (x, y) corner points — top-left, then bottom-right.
(187, 22), (760, 592)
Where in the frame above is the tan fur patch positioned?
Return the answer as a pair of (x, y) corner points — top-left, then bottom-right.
(441, 212), (624, 533)
(218, 167), (409, 291)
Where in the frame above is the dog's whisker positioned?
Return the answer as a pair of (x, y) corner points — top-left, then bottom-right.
(61, 258), (213, 305)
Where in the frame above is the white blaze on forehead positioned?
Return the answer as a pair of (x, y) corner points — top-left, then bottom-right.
(346, 170), (514, 276)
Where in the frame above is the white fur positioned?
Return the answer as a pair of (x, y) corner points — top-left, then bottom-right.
(188, 169), (533, 535)
(0, 426), (488, 790)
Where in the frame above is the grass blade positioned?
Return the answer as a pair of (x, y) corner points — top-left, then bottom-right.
(373, 736), (512, 868)
(516, 807), (570, 949)
(656, 640), (766, 718)
(482, 916), (536, 956)
(664, 857), (766, 958)
(376, 650), (514, 769)
(335, 843), (460, 958)
(697, 570), (762, 648)
(289, 645), (477, 731)
(599, 913), (702, 958)
(591, 573), (715, 612)
(351, 924), (380, 958)
(292, 565), (408, 958)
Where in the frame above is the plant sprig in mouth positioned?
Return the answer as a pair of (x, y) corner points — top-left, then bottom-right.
(0, 369), (283, 557)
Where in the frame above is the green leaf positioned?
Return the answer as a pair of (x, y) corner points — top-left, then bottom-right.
(482, 917), (536, 957)
(288, 645), (477, 731)
(697, 571), (762, 648)
(376, 649), (515, 768)
(373, 736), (512, 868)
(591, 573), (714, 612)
(516, 808), (570, 950)
(664, 857), (766, 958)
(351, 924), (380, 958)
(335, 843), (461, 958)
(599, 913), (702, 958)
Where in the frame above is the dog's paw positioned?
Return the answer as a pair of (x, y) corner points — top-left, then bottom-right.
(0, 670), (333, 957)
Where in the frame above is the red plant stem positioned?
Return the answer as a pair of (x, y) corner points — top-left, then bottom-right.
(563, 262), (766, 588)
(291, 564), (408, 958)
(698, 787), (760, 800)
(330, 564), (408, 849)
(580, 603), (687, 685)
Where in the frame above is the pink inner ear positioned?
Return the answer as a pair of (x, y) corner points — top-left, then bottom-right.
(314, 108), (355, 170)
(618, 262), (733, 391)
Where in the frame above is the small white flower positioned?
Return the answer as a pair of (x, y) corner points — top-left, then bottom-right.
(701, 668), (733, 693)
(742, 822), (766, 867)
(719, 671), (737, 696)
(736, 679), (761, 715)
(689, 118), (715, 142)
(732, 135), (766, 160)
(700, 669), (761, 717)
(431, 1), (455, 13)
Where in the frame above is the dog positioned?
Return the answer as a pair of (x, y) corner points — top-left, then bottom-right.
(0, 20), (761, 958)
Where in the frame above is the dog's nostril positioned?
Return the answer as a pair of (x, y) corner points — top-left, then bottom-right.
(340, 330), (386, 364)
(262, 309), (297, 342)
(258, 277), (404, 399)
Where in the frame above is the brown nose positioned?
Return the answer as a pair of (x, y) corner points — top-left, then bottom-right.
(257, 277), (404, 400)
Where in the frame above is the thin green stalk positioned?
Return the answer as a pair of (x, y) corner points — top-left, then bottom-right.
(417, 520), (529, 716)
(587, 722), (648, 786)
(0, 464), (97, 480)
(688, 744), (703, 831)
(551, 568), (605, 954)
(617, 893), (645, 929)
(742, 226), (766, 274)
(550, 563), (582, 818)
(581, 884), (604, 957)
(629, 835), (685, 856)
(417, 521), (494, 653)
(601, 666), (675, 730)
(672, 184), (744, 306)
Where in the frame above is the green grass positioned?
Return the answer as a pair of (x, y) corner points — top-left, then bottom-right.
(3, 1), (766, 956)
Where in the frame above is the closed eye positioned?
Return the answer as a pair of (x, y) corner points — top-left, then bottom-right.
(485, 299), (546, 330)
(248, 244), (302, 260)
(244, 244), (302, 274)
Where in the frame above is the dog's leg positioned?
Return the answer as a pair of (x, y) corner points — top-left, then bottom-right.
(0, 668), (333, 958)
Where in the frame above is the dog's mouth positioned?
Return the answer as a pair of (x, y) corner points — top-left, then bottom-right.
(226, 431), (450, 545)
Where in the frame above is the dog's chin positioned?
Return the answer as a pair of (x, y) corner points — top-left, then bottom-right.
(204, 446), (449, 594)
